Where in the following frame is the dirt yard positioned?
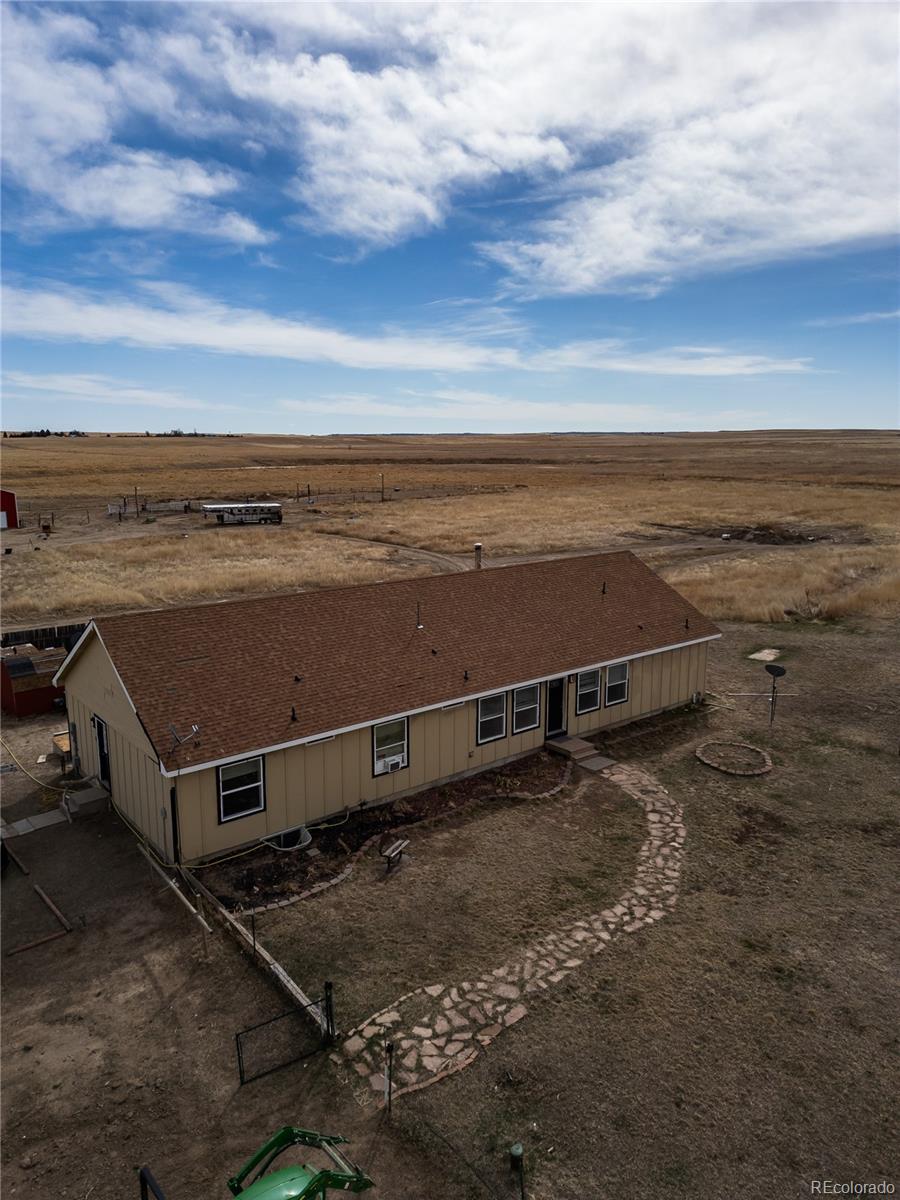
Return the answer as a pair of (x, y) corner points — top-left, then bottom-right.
(2, 429), (898, 1198)
(388, 617), (900, 1199)
(0, 711), (70, 823)
(253, 758), (644, 1030)
(0, 815), (441, 1200)
(2, 617), (898, 1198)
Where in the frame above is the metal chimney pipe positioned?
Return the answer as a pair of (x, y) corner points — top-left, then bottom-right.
(474, 542), (483, 569)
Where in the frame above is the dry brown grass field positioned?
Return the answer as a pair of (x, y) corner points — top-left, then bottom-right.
(3, 435), (898, 1200)
(2, 429), (898, 624)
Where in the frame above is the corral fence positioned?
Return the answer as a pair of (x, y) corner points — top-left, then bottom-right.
(1, 622), (86, 651)
(102, 481), (524, 518)
(235, 981), (335, 1086)
(107, 499), (193, 515)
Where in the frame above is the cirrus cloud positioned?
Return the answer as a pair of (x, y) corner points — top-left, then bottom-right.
(2, 279), (813, 377)
(2, 3), (895, 292)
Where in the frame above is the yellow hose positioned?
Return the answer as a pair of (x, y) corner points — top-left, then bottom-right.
(0, 735), (68, 792)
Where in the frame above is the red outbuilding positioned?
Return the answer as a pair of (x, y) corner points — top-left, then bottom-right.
(1, 645), (66, 718)
(1, 489), (19, 530)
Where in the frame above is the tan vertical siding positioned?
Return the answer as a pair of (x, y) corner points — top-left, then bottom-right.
(173, 640), (712, 863)
(562, 642), (709, 741)
(61, 633), (172, 860)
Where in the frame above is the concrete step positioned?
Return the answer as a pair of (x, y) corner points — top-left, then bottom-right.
(65, 785), (109, 819)
(577, 754), (617, 773)
(546, 735), (599, 761)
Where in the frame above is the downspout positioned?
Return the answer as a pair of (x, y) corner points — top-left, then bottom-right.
(169, 785), (182, 866)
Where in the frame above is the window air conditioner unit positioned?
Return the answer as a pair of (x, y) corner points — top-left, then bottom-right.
(386, 755), (405, 772)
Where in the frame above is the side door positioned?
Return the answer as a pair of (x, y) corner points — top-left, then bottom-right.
(94, 715), (111, 789)
(545, 678), (567, 737)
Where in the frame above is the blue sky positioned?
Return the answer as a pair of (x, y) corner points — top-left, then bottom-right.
(2, 2), (898, 434)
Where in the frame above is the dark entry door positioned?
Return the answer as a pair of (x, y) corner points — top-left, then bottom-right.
(95, 716), (111, 788)
(545, 678), (567, 737)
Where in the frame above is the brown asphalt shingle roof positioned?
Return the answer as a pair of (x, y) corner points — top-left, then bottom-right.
(80, 552), (719, 772)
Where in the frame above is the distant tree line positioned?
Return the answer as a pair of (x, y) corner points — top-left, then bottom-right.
(3, 429), (87, 438)
(144, 429), (216, 438)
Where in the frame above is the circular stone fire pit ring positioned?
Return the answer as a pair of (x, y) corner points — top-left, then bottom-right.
(695, 741), (773, 776)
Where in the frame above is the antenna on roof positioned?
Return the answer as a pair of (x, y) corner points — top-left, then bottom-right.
(169, 722), (200, 753)
(416, 601), (424, 630)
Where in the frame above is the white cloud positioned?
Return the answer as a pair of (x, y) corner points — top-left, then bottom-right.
(532, 341), (813, 377)
(2, 281), (813, 377)
(1, 371), (244, 412)
(0, 6), (269, 244)
(1, 282), (519, 372)
(204, 3), (899, 287)
(4, 4), (894, 288)
(805, 309), (900, 328)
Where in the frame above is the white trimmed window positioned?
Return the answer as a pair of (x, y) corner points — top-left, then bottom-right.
(512, 684), (540, 734)
(576, 669), (601, 714)
(477, 693), (507, 743)
(218, 757), (265, 822)
(373, 717), (408, 775)
(605, 662), (630, 706)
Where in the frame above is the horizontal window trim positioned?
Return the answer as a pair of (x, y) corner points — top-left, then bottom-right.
(372, 716), (409, 778)
(217, 755), (266, 824)
(160, 633), (720, 777)
(575, 669), (602, 715)
(511, 684), (541, 734)
(476, 692), (508, 745)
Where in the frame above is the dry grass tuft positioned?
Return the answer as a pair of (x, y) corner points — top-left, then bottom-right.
(1, 529), (434, 620)
(662, 546), (900, 623)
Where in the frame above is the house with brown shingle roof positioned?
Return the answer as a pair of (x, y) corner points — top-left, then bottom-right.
(54, 552), (719, 865)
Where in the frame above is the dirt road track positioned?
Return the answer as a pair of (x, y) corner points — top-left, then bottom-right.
(0, 528), (815, 635)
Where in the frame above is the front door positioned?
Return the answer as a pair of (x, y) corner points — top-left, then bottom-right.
(545, 678), (567, 737)
(94, 716), (111, 789)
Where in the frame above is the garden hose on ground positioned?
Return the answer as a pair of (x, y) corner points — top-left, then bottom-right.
(0, 735), (69, 793)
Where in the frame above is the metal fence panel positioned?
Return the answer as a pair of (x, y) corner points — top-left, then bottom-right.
(235, 1002), (326, 1085)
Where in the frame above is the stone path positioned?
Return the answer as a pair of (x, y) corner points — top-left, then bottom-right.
(333, 761), (686, 1102)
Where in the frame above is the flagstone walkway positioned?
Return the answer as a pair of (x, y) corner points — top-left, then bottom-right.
(333, 761), (685, 1102)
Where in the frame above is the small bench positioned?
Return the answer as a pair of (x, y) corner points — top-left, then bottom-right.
(380, 837), (410, 872)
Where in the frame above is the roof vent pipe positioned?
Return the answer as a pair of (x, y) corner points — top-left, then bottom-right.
(416, 601), (424, 630)
(474, 543), (483, 569)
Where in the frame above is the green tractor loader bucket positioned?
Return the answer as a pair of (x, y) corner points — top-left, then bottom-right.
(228, 1126), (375, 1199)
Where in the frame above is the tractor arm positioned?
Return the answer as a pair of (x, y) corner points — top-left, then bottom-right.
(228, 1127), (374, 1196)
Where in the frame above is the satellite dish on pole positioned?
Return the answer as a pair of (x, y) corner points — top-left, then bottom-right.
(764, 662), (787, 724)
